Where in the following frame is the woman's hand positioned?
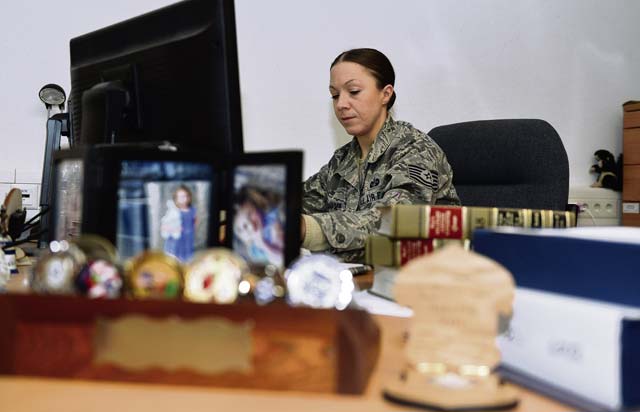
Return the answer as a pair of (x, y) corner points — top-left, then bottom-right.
(300, 215), (306, 243)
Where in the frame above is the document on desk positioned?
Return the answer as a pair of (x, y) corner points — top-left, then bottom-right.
(351, 290), (413, 318)
(499, 287), (640, 411)
(299, 253), (411, 317)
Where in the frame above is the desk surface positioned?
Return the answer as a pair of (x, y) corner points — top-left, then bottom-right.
(1, 271), (573, 412)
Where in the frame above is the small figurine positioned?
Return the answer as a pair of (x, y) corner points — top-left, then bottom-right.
(590, 150), (621, 190)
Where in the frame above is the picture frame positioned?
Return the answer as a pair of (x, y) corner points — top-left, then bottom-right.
(225, 151), (302, 270)
(52, 144), (224, 262)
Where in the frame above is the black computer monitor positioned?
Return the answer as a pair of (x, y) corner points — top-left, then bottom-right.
(68, 0), (243, 152)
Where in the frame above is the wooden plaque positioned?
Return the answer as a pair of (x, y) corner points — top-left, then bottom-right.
(0, 294), (380, 394)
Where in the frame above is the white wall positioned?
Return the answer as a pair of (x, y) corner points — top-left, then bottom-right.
(2, 0), (639, 187)
(0, 0), (176, 182)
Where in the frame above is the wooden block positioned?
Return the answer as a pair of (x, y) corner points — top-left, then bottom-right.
(622, 201), (640, 227)
(622, 211), (640, 227)
(623, 101), (640, 112)
(0, 294), (380, 394)
(624, 128), (640, 165)
(623, 165), (640, 201)
(624, 111), (640, 129)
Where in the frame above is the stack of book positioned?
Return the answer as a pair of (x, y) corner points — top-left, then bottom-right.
(364, 205), (575, 299)
(366, 204), (575, 267)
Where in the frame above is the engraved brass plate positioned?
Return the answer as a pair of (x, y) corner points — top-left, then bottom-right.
(94, 315), (253, 374)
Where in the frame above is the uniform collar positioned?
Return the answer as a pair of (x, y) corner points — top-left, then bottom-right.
(337, 140), (360, 189)
(336, 116), (396, 189)
(366, 116), (395, 164)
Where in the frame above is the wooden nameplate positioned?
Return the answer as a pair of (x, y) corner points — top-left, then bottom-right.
(0, 293), (380, 394)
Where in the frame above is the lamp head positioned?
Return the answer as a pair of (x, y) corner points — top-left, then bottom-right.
(39, 83), (66, 111)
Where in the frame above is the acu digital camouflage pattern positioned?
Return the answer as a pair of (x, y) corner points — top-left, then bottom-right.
(303, 117), (460, 262)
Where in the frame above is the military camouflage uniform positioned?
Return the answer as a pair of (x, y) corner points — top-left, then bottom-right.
(303, 117), (460, 262)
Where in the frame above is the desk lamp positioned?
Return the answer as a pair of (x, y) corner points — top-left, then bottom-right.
(39, 84), (66, 118)
(38, 83), (73, 247)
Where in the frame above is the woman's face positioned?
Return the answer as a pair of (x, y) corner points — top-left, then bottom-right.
(329, 61), (393, 141)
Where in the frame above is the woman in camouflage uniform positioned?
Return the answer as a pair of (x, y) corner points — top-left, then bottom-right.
(302, 48), (459, 262)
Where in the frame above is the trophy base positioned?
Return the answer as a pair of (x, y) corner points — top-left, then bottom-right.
(384, 372), (519, 411)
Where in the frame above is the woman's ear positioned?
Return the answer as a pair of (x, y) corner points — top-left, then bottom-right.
(381, 84), (394, 106)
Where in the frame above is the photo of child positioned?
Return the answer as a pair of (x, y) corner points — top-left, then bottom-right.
(161, 185), (197, 262)
(145, 180), (210, 262)
(116, 160), (212, 261)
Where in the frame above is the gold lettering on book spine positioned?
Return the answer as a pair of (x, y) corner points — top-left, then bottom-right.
(378, 205), (576, 240)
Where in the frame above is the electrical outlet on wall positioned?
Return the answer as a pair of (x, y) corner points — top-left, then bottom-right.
(568, 186), (621, 226)
(12, 169), (42, 210)
(10, 183), (40, 209)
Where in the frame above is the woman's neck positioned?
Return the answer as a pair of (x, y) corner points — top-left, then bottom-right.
(356, 112), (388, 160)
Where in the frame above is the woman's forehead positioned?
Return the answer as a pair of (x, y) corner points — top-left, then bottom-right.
(330, 62), (375, 88)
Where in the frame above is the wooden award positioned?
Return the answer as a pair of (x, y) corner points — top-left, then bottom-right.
(384, 243), (519, 411)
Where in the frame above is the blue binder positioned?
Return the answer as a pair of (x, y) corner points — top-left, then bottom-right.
(473, 228), (640, 307)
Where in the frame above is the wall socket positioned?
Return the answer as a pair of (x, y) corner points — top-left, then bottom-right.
(568, 186), (621, 226)
(1, 170), (42, 222)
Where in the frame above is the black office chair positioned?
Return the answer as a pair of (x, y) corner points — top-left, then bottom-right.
(429, 119), (569, 210)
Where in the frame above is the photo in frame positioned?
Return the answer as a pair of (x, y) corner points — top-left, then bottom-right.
(52, 145), (223, 261)
(226, 151), (302, 271)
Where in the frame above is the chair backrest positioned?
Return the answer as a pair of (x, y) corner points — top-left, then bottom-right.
(428, 119), (569, 210)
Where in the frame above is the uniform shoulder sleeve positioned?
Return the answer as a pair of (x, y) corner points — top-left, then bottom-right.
(383, 126), (460, 205)
(302, 163), (329, 214)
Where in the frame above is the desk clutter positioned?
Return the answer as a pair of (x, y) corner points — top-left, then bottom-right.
(49, 145), (302, 269)
(358, 204), (640, 411)
(0, 143), (383, 394)
(1, 214), (379, 395)
(4, 141), (639, 410)
(25, 235), (358, 310)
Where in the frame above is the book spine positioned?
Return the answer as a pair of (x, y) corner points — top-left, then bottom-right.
(379, 205), (576, 239)
(494, 208), (530, 227)
(424, 206), (467, 239)
(391, 204), (424, 238)
(396, 238), (435, 265)
(365, 236), (466, 266)
(552, 211), (576, 228)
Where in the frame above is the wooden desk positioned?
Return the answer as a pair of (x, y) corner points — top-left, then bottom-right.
(1, 272), (572, 412)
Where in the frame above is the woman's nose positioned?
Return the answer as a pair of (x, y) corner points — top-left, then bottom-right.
(336, 94), (349, 110)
